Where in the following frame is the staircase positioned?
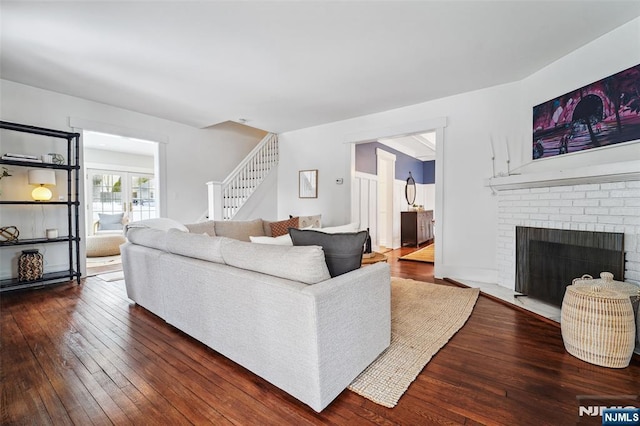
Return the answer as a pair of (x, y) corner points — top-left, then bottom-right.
(207, 133), (278, 220)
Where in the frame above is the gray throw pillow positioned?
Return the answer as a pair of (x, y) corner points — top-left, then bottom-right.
(289, 228), (367, 277)
(98, 213), (124, 230)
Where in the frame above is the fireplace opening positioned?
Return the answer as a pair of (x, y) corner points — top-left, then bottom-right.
(515, 227), (625, 307)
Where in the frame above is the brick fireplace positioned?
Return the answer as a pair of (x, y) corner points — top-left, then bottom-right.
(496, 180), (640, 291)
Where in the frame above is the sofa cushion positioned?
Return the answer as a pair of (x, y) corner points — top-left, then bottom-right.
(270, 217), (299, 237)
(166, 229), (227, 263)
(126, 227), (168, 252)
(126, 217), (189, 233)
(98, 212), (124, 230)
(185, 220), (216, 236)
(221, 239), (330, 284)
(289, 228), (367, 277)
(214, 219), (265, 241)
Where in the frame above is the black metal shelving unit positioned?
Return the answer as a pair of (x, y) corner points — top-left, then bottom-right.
(0, 120), (82, 292)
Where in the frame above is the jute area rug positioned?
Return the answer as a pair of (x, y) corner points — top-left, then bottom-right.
(399, 244), (435, 263)
(348, 277), (479, 408)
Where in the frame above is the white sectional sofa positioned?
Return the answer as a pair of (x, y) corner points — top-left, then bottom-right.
(121, 226), (391, 412)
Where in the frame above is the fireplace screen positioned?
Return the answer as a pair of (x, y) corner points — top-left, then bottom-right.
(515, 227), (624, 307)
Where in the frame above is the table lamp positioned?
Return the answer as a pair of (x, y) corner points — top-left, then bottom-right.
(28, 169), (56, 201)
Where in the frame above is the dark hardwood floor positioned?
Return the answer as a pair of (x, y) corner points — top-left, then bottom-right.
(2, 247), (638, 425)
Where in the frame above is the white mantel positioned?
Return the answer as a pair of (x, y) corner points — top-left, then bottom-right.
(485, 160), (640, 191)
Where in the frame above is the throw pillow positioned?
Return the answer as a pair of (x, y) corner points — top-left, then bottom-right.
(98, 212), (124, 230)
(315, 222), (360, 234)
(289, 228), (367, 277)
(293, 214), (322, 228)
(270, 217), (299, 237)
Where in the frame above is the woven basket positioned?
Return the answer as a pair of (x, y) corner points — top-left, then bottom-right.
(573, 272), (640, 297)
(561, 284), (635, 368)
(18, 249), (43, 282)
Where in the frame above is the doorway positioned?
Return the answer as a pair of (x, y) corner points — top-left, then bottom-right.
(83, 130), (159, 275)
(349, 116), (446, 276)
(87, 170), (157, 233)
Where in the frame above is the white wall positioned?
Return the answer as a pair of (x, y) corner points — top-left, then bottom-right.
(0, 80), (270, 278)
(278, 17), (640, 283)
(1, 80), (269, 222)
(514, 17), (640, 174)
(279, 82), (519, 282)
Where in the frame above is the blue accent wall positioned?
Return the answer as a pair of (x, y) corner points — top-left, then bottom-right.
(423, 160), (435, 184)
(355, 142), (435, 184)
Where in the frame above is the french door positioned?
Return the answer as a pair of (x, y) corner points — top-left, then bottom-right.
(87, 169), (157, 234)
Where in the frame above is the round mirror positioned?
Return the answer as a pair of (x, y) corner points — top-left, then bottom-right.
(405, 172), (416, 206)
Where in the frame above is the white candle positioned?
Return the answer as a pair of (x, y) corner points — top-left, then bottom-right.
(489, 136), (495, 159)
(505, 139), (511, 162)
(46, 228), (58, 239)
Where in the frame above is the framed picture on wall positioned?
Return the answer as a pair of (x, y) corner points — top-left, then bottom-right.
(532, 63), (640, 160)
(299, 169), (317, 198)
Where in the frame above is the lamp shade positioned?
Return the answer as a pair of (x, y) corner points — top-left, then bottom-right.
(28, 169), (56, 186)
(28, 169), (56, 201)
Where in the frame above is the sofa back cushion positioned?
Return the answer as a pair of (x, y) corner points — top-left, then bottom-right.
(166, 229), (227, 264)
(125, 217), (189, 233)
(289, 228), (367, 277)
(214, 219), (265, 241)
(126, 227), (168, 252)
(221, 240), (330, 284)
(184, 220), (216, 236)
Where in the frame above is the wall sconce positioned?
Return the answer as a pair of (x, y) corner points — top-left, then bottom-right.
(28, 169), (56, 201)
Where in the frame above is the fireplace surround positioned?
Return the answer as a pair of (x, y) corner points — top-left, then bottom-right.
(490, 167), (640, 354)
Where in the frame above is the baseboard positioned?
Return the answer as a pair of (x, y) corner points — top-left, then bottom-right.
(436, 264), (497, 284)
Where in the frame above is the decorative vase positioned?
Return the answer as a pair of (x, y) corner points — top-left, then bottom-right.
(18, 249), (44, 282)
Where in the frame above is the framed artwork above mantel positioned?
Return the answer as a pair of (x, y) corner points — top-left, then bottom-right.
(532, 63), (640, 160)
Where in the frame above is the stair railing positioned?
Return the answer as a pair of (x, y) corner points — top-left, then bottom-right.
(207, 133), (278, 220)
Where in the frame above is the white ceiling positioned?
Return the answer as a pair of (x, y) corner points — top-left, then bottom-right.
(379, 132), (437, 161)
(2, 1), (639, 134)
(84, 131), (157, 156)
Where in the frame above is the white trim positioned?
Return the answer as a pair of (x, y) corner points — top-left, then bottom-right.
(71, 119), (168, 219)
(433, 125), (445, 278)
(376, 147), (397, 162)
(354, 171), (378, 181)
(69, 117), (169, 143)
(485, 160), (640, 191)
(344, 117), (447, 144)
(439, 265), (499, 286)
(376, 148), (396, 248)
(84, 162), (154, 174)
